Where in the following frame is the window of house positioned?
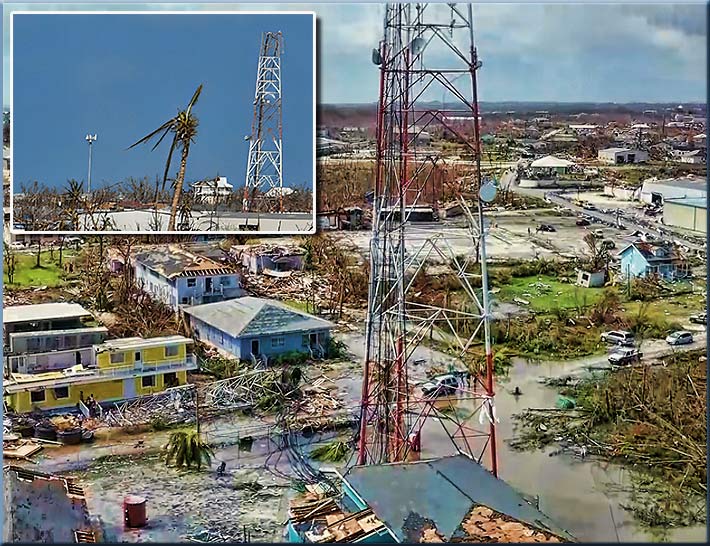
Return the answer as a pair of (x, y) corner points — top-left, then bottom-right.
(164, 372), (178, 388)
(110, 352), (125, 364)
(30, 389), (46, 403)
(187, 278), (196, 287)
(142, 375), (156, 388)
(220, 276), (231, 286)
(181, 297), (189, 304)
(271, 336), (285, 348)
(54, 386), (69, 399)
(165, 345), (179, 358)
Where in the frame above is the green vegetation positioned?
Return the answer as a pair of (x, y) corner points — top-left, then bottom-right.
(497, 275), (605, 313)
(3, 250), (73, 288)
(309, 440), (349, 462)
(162, 429), (215, 470)
(512, 350), (706, 528)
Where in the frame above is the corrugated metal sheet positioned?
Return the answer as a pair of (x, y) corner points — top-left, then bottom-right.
(343, 455), (574, 543)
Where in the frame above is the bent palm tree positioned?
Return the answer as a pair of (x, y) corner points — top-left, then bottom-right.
(128, 84), (203, 231)
(163, 429), (214, 470)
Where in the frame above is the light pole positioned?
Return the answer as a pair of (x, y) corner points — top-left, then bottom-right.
(85, 134), (97, 193)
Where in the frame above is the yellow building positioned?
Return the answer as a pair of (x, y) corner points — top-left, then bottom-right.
(3, 335), (197, 414)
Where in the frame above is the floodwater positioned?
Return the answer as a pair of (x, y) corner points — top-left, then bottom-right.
(27, 332), (706, 543)
(339, 332), (707, 543)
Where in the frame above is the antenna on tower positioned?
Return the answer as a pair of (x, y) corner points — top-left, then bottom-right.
(243, 31), (284, 214)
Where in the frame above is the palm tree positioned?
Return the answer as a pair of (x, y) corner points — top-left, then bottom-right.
(128, 85), (203, 231)
(163, 429), (214, 470)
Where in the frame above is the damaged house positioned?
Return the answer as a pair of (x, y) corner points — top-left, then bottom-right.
(287, 454), (574, 543)
(233, 245), (306, 275)
(618, 242), (688, 280)
(132, 246), (243, 308)
(184, 296), (334, 364)
(3, 465), (101, 543)
(3, 303), (107, 375)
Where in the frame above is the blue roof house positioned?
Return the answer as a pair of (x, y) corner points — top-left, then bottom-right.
(618, 242), (679, 280)
(183, 297), (334, 364)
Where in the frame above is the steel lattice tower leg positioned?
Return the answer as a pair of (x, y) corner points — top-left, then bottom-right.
(358, 3), (498, 476)
(244, 31), (284, 213)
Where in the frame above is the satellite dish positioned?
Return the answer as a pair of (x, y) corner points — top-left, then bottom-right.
(479, 180), (497, 203)
(411, 37), (426, 56)
(372, 48), (382, 66)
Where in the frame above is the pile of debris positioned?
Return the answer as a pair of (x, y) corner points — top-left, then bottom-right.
(243, 271), (333, 310)
(103, 385), (197, 427)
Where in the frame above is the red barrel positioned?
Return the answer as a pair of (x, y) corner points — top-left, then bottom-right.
(123, 495), (147, 528)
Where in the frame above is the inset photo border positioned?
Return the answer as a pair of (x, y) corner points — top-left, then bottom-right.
(8, 10), (316, 235)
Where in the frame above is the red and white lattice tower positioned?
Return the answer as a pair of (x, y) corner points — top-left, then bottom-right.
(243, 31), (284, 213)
(357, 3), (498, 476)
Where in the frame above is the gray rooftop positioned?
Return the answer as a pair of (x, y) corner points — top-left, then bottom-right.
(343, 454), (574, 543)
(184, 296), (334, 338)
(133, 247), (235, 279)
(3, 302), (92, 324)
(644, 177), (708, 193)
(664, 197), (707, 209)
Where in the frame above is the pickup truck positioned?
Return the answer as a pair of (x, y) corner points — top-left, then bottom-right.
(608, 348), (642, 366)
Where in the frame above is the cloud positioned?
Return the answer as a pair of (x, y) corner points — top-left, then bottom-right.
(3, 2), (707, 105)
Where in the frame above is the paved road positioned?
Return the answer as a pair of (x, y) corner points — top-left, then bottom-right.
(502, 168), (705, 253)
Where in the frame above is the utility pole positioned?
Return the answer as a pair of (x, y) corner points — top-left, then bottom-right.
(85, 133), (97, 193)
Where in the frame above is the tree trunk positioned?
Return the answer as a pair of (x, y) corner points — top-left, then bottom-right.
(58, 237), (64, 267)
(35, 241), (41, 268)
(169, 145), (190, 231)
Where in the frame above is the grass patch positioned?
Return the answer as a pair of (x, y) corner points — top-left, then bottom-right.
(497, 275), (605, 313)
(3, 251), (71, 288)
(283, 299), (311, 313)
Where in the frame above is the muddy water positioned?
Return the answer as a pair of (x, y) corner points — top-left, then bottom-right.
(339, 333), (706, 543)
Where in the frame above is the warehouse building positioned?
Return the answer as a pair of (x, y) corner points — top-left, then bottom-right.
(640, 176), (707, 205)
(598, 147), (648, 164)
(663, 197), (707, 234)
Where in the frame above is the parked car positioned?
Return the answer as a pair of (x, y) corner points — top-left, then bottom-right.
(9, 242), (25, 250)
(575, 218), (590, 227)
(665, 331), (694, 346)
(537, 224), (556, 233)
(689, 312), (707, 325)
(641, 232), (656, 243)
(601, 239), (616, 250)
(421, 373), (465, 398)
(608, 348), (643, 366)
(600, 330), (635, 346)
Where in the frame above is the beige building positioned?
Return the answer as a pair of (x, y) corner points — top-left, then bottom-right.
(663, 198), (706, 234)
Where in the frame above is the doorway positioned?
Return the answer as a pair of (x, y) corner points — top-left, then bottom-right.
(251, 339), (260, 355)
(205, 277), (213, 293)
(309, 333), (318, 348)
(75, 351), (82, 365)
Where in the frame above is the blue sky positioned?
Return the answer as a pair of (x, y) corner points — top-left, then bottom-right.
(10, 12), (314, 191)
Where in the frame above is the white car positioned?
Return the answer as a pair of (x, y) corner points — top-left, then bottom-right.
(600, 330), (635, 346)
(665, 331), (694, 346)
(9, 242), (25, 250)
